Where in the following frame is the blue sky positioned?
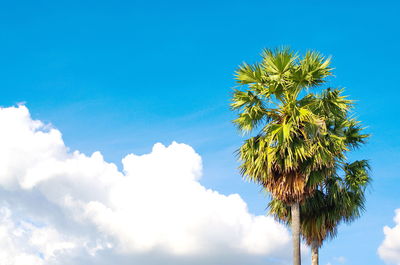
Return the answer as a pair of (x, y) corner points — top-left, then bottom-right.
(1, 0), (399, 264)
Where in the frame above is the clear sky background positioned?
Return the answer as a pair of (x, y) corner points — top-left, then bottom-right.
(0, 0), (399, 265)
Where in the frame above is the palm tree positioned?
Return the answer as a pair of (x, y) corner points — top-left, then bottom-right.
(231, 48), (367, 265)
(269, 160), (371, 265)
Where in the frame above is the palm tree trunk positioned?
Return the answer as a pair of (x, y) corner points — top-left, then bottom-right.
(311, 240), (319, 265)
(291, 202), (301, 265)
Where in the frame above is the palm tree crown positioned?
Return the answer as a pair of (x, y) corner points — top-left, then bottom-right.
(232, 47), (366, 204)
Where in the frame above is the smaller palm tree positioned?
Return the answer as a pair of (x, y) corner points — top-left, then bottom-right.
(269, 160), (371, 265)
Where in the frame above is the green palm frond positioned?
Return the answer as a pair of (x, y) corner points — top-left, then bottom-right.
(343, 160), (371, 190)
(235, 63), (266, 85)
(261, 47), (297, 76)
(343, 119), (369, 149)
(298, 51), (332, 88)
(231, 89), (268, 132)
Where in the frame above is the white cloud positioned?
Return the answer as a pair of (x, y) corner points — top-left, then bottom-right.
(379, 209), (400, 264)
(0, 105), (293, 265)
(0, 206), (81, 265)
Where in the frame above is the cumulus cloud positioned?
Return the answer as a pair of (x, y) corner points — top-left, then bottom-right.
(0, 105), (293, 265)
(379, 209), (400, 264)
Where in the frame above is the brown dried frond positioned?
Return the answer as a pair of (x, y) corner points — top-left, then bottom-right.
(264, 170), (314, 204)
